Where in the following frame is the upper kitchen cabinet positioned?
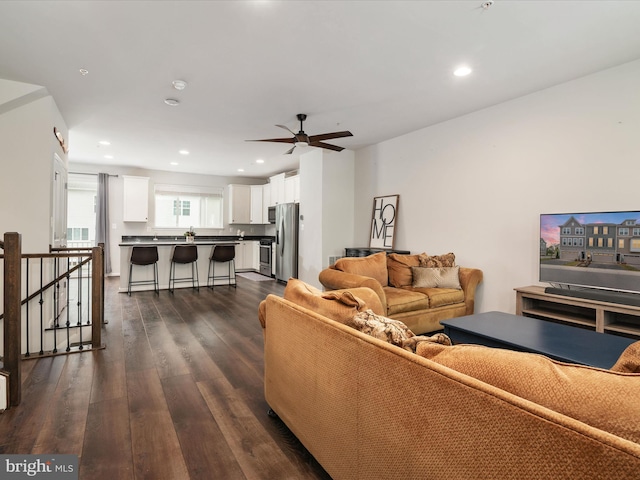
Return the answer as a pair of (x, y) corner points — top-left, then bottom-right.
(269, 173), (285, 206)
(262, 183), (271, 223)
(250, 184), (263, 224)
(228, 184), (251, 224)
(123, 175), (149, 222)
(284, 175), (300, 204)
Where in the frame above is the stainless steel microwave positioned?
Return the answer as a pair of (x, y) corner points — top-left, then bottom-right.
(268, 206), (276, 224)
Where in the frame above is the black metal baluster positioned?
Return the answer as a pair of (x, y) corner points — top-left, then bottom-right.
(38, 258), (44, 356)
(25, 258), (30, 358)
(78, 256), (84, 350)
(87, 256), (91, 325)
(54, 256), (59, 328)
(52, 258), (58, 354)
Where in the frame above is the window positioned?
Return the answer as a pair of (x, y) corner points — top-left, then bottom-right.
(597, 238), (603, 247)
(619, 227), (629, 236)
(634, 228), (640, 236)
(562, 227), (571, 235)
(607, 238), (613, 248)
(155, 184), (223, 229)
(619, 239), (625, 249)
(589, 238), (594, 247)
(593, 226), (599, 234)
(575, 227), (584, 235)
(603, 226), (609, 235)
(67, 227), (89, 241)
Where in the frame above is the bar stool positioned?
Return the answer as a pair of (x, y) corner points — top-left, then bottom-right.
(128, 246), (159, 296)
(169, 245), (199, 293)
(207, 244), (236, 289)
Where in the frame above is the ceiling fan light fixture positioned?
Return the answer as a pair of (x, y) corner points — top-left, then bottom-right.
(294, 141), (309, 148)
(164, 98), (180, 106)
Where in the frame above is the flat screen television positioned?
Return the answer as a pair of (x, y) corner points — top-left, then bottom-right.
(539, 211), (640, 302)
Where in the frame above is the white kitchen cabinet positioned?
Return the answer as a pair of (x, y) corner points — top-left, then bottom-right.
(228, 184), (251, 224)
(123, 175), (149, 222)
(250, 185), (263, 224)
(236, 240), (258, 271)
(262, 183), (271, 223)
(269, 173), (285, 206)
(284, 175), (300, 203)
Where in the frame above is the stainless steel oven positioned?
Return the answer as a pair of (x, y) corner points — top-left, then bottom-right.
(259, 239), (272, 277)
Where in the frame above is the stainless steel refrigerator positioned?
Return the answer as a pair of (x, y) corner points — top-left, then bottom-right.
(275, 202), (299, 283)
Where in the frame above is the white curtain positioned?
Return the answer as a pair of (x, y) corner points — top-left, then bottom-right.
(95, 173), (112, 274)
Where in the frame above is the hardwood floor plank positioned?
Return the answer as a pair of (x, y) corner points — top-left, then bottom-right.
(32, 353), (95, 455)
(80, 396), (134, 480)
(127, 368), (189, 480)
(162, 374), (247, 480)
(197, 376), (316, 480)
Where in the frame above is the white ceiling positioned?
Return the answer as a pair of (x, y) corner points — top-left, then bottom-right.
(2, 1), (640, 178)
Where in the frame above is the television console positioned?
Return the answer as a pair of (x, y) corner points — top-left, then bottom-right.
(515, 285), (640, 339)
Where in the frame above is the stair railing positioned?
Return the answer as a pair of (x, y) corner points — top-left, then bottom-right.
(0, 232), (105, 408)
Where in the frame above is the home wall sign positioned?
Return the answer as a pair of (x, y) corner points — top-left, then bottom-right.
(369, 194), (399, 249)
(53, 127), (68, 153)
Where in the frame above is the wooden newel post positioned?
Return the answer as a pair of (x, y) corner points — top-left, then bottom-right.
(91, 245), (104, 348)
(4, 232), (22, 406)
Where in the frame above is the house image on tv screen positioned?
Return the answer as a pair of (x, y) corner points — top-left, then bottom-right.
(541, 213), (640, 268)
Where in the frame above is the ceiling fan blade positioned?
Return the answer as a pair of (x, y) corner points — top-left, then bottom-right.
(309, 141), (345, 152)
(308, 131), (353, 143)
(246, 137), (295, 144)
(276, 124), (297, 136)
(284, 146), (296, 155)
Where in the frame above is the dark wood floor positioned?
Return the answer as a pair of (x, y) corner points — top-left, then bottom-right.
(0, 276), (331, 480)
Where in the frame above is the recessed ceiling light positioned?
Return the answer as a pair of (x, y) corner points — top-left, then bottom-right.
(178, 149), (189, 155)
(256, 159), (265, 164)
(104, 155), (114, 160)
(170, 161), (179, 166)
(237, 168), (245, 172)
(164, 98), (180, 106)
(98, 140), (111, 146)
(172, 80), (188, 91)
(454, 66), (472, 77)
(79, 68), (89, 76)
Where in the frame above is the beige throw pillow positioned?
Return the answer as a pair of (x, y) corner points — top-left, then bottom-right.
(411, 265), (461, 289)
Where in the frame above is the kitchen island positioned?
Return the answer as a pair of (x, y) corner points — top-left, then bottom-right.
(119, 236), (273, 293)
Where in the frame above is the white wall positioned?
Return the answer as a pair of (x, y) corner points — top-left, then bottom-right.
(354, 59), (640, 314)
(0, 79), (68, 253)
(68, 163), (268, 275)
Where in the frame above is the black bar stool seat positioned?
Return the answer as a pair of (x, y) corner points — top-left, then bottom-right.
(207, 244), (236, 289)
(169, 245), (199, 293)
(128, 246), (159, 295)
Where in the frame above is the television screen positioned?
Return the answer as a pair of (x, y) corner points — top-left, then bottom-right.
(540, 211), (640, 294)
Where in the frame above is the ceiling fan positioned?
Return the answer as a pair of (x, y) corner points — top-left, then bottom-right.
(248, 113), (353, 155)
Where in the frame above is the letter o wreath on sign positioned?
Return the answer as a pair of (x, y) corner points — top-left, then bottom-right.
(370, 194), (399, 249)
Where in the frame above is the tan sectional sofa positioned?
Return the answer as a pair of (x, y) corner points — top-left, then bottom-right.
(319, 251), (483, 333)
(258, 282), (640, 480)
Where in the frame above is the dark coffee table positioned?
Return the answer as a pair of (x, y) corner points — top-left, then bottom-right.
(440, 311), (636, 370)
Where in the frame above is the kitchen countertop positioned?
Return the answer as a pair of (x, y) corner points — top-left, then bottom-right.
(119, 235), (274, 247)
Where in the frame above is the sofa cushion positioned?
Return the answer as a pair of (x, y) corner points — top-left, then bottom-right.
(406, 286), (465, 308)
(383, 286), (430, 315)
(411, 266), (461, 289)
(283, 278), (372, 324)
(416, 342), (640, 444)
(418, 252), (456, 268)
(387, 253), (423, 287)
(611, 341), (640, 373)
(335, 252), (388, 286)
